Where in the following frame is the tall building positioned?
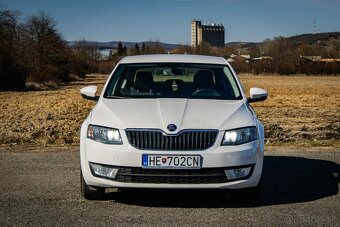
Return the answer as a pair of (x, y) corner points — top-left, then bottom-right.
(191, 19), (225, 48)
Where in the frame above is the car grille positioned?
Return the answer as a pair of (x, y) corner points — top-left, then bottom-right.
(125, 129), (218, 150)
(115, 167), (229, 184)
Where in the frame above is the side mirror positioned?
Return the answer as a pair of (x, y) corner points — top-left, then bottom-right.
(80, 86), (99, 101)
(247, 87), (268, 103)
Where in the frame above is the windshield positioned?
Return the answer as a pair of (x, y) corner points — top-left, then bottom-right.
(104, 63), (242, 100)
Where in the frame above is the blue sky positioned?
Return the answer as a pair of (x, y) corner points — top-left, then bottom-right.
(1, 0), (339, 44)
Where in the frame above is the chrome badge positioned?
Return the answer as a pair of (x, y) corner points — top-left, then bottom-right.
(167, 124), (177, 132)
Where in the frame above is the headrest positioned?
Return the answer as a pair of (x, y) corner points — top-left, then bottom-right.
(134, 71), (154, 91)
(193, 70), (215, 89)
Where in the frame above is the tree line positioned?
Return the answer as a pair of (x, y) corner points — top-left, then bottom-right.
(109, 36), (339, 75)
(98, 41), (166, 74)
(171, 36), (340, 75)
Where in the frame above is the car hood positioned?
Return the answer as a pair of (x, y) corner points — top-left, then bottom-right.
(90, 98), (255, 132)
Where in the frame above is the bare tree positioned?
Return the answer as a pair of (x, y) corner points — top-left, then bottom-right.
(269, 37), (299, 74)
(141, 40), (165, 54)
(128, 43), (140, 55)
(21, 11), (69, 82)
(116, 41), (127, 56)
(0, 7), (26, 90)
(70, 40), (100, 76)
(171, 45), (194, 54)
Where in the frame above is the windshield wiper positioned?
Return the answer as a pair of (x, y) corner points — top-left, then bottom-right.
(105, 95), (131, 99)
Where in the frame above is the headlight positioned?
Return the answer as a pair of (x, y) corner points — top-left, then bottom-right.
(87, 125), (122, 144)
(221, 127), (257, 145)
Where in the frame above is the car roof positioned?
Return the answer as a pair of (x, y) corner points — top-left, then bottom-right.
(119, 54), (228, 65)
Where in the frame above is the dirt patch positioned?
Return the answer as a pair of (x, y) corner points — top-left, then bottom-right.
(0, 74), (339, 147)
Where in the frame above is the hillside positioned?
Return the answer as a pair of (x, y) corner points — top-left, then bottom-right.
(287, 32), (340, 45)
(67, 32), (340, 51)
(226, 32), (340, 47)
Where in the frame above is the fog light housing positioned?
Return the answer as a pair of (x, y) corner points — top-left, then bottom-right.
(90, 163), (118, 180)
(225, 166), (252, 180)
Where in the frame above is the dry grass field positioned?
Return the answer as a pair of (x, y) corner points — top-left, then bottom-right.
(0, 74), (339, 147)
(241, 74), (340, 146)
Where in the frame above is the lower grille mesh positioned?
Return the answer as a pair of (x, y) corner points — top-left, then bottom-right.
(115, 167), (229, 184)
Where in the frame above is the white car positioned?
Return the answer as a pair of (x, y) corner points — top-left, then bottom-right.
(80, 54), (268, 200)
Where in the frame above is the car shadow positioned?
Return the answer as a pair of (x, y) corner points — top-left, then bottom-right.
(105, 155), (340, 208)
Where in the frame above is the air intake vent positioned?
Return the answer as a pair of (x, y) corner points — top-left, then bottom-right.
(125, 129), (218, 150)
(116, 167), (229, 184)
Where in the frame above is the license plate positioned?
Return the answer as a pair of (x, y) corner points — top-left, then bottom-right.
(142, 154), (201, 169)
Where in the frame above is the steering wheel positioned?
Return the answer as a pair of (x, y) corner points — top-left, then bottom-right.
(192, 89), (220, 97)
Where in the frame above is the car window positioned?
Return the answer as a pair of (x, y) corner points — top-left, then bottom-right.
(104, 63), (243, 100)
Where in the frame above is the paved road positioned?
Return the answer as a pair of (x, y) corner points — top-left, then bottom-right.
(0, 146), (339, 226)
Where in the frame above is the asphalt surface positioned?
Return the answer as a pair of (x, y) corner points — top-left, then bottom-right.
(0, 146), (339, 226)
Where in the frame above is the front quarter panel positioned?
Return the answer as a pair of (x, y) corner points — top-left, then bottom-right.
(80, 115), (92, 181)
(257, 119), (265, 155)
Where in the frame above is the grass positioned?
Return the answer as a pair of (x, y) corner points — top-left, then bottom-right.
(240, 74), (340, 146)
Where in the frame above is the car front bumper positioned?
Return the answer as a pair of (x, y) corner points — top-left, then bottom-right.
(80, 129), (264, 189)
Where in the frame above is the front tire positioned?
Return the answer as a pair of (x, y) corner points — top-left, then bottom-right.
(81, 171), (105, 200)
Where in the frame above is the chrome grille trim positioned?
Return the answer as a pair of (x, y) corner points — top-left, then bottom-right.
(125, 129), (218, 150)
